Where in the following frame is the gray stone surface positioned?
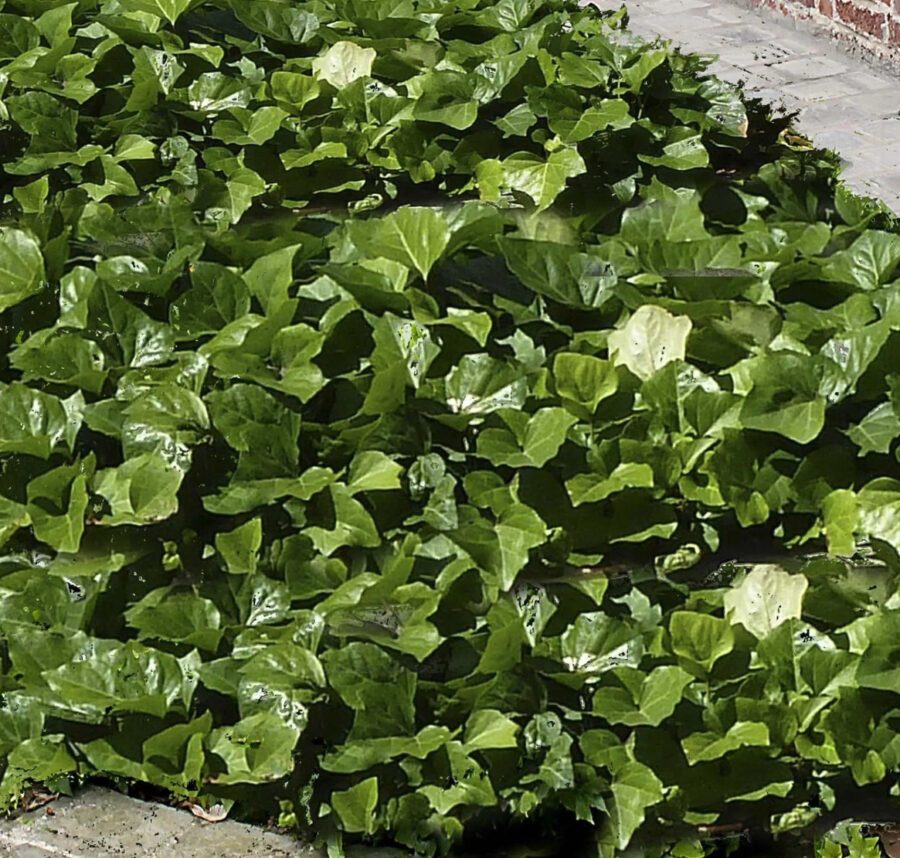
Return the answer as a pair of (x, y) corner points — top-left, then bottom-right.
(614, 0), (900, 213)
(0, 787), (320, 858)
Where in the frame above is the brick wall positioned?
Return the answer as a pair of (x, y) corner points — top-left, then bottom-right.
(747, 0), (900, 69)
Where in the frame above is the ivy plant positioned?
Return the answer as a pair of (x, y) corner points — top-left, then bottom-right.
(0, 0), (898, 856)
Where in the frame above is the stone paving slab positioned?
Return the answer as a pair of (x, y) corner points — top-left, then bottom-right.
(0, 787), (322, 858)
(615, 0), (900, 213)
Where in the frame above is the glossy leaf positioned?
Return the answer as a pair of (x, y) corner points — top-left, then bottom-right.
(609, 305), (692, 381)
(723, 565), (808, 640)
(0, 228), (46, 314)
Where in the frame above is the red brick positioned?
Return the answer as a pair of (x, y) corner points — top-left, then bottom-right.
(890, 16), (900, 42)
(835, 0), (887, 38)
(818, 0), (834, 16)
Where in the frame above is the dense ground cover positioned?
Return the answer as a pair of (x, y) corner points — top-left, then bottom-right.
(0, 0), (898, 855)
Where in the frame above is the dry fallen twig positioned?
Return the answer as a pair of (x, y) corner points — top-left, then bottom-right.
(20, 789), (60, 814)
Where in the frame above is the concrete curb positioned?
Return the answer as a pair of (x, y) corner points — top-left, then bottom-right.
(0, 787), (318, 858)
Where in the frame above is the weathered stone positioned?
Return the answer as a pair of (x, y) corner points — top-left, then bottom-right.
(0, 787), (320, 858)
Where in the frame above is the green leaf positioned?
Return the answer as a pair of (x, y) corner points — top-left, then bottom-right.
(669, 611), (734, 673)
(114, 135), (157, 162)
(848, 402), (900, 455)
(238, 642), (324, 698)
(0, 383), (76, 459)
(819, 321), (890, 404)
(857, 478), (900, 553)
(592, 665), (693, 726)
(331, 776), (378, 834)
(42, 642), (198, 722)
(218, 168), (266, 225)
(208, 383), (300, 480)
(494, 148), (586, 211)
(321, 726), (452, 774)
(0, 496), (30, 549)
(212, 106), (288, 146)
(620, 178), (708, 244)
(348, 208), (451, 281)
(205, 469), (335, 516)
(123, 0), (192, 25)
(580, 729), (629, 772)
(228, 0), (318, 44)
(444, 354), (528, 416)
(0, 14), (40, 58)
(822, 489), (858, 556)
(0, 736), (76, 807)
(451, 503), (546, 591)
(321, 642), (416, 739)
(27, 459), (92, 553)
(142, 712), (212, 794)
(521, 732), (574, 790)
(607, 761), (663, 850)
(170, 262), (251, 339)
(842, 611), (900, 691)
(11, 331), (107, 394)
(462, 709), (520, 753)
(495, 103), (537, 137)
(8, 92), (78, 151)
(553, 353), (618, 414)
(82, 155), (140, 202)
(242, 244), (300, 316)
(282, 142), (349, 171)
(475, 407), (577, 468)
(208, 712), (300, 785)
(734, 353), (827, 444)
(304, 484), (381, 556)
(821, 230), (900, 290)
(682, 722), (771, 765)
(1, 0), (900, 842)
(418, 741), (496, 814)
(93, 453), (183, 526)
(549, 99), (633, 143)
(13, 176), (49, 214)
(186, 72), (251, 114)
(0, 228), (46, 314)
(125, 587), (222, 652)
(346, 450), (404, 495)
(609, 305), (692, 381)
(270, 70), (320, 109)
(499, 239), (616, 309)
(410, 70), (478, 130)
(0, 697), (44, 758)
(621, 46), (669, 91)
(86, 281), (175, 368)
(363, 315), (440, 413)
(215, 517), (263, 574)
(723, 565), (808, 640)
(639, 129), (709, 171)
(566, 462), (654, 507)
(551, 611), (644, 676)
(312, 41), (377, 89)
